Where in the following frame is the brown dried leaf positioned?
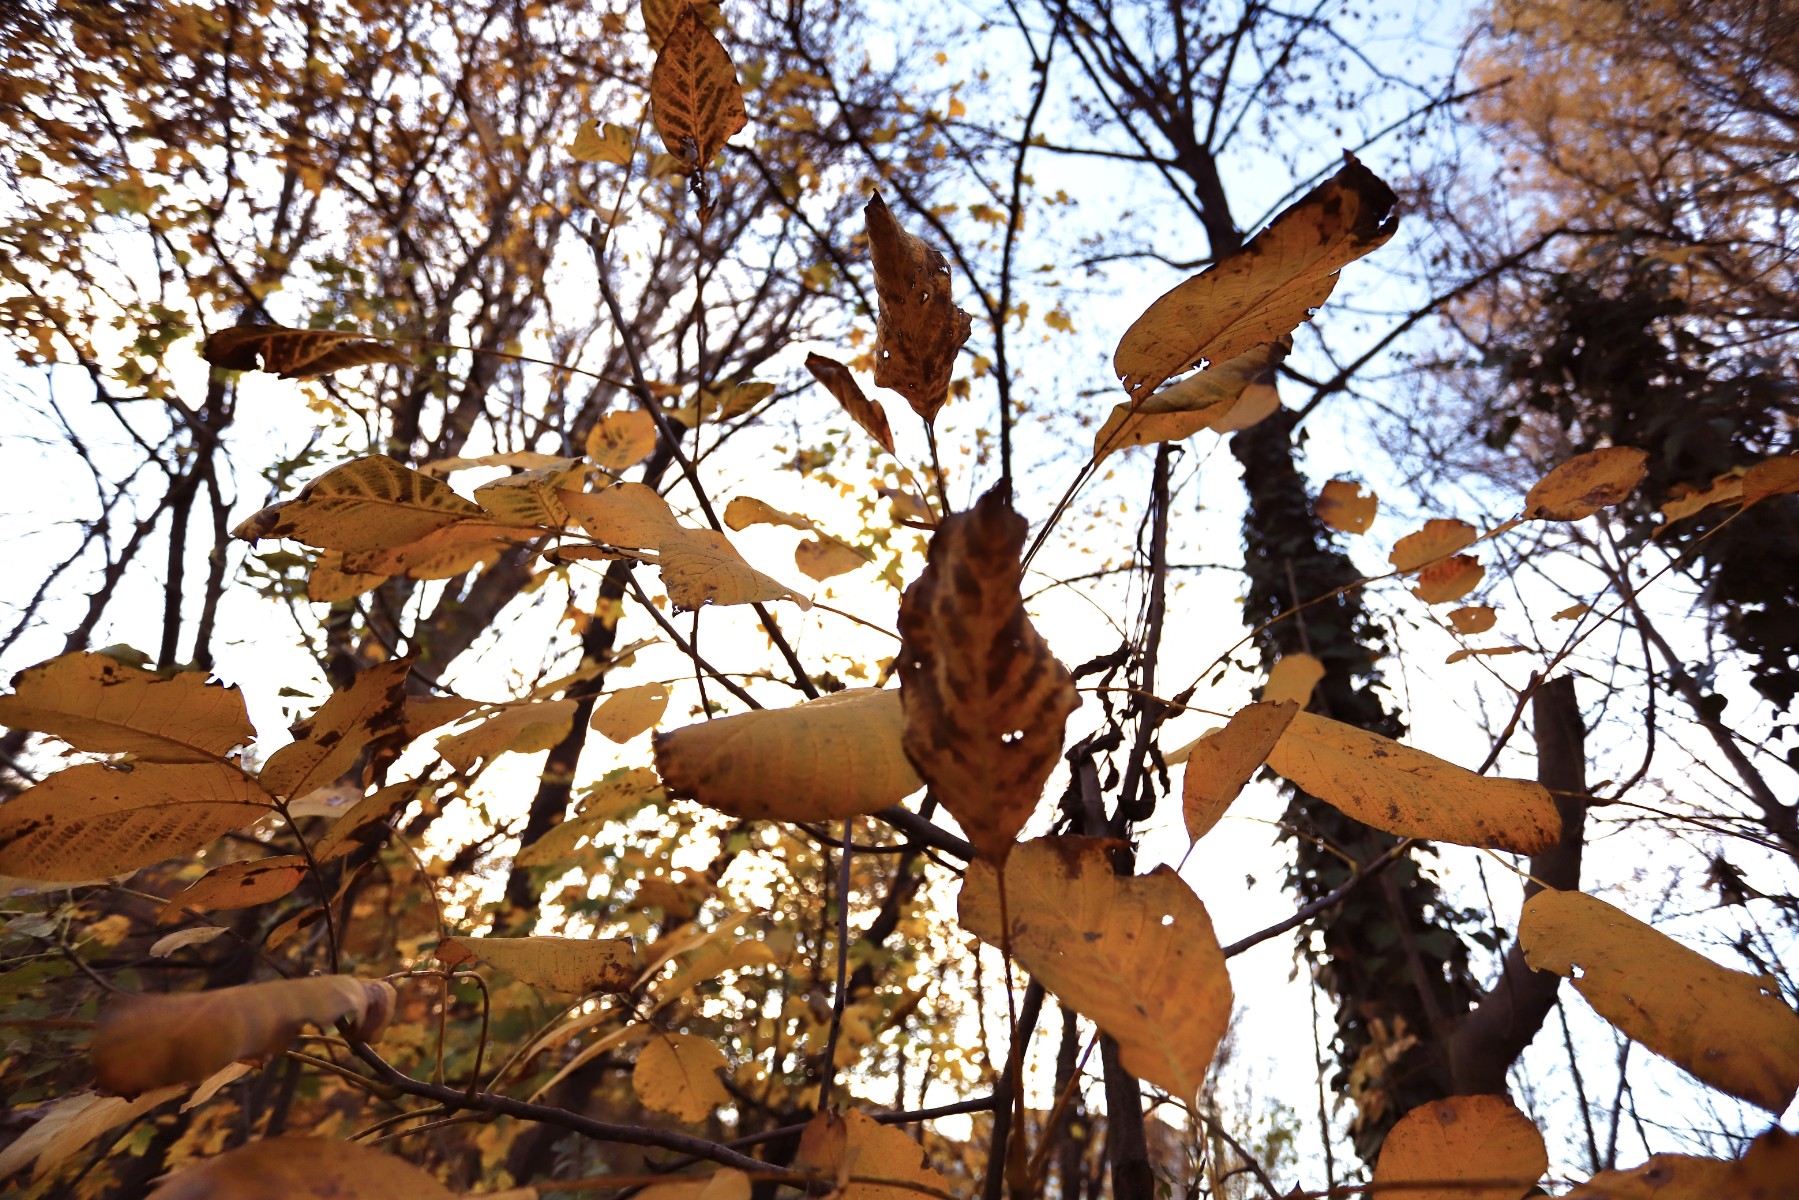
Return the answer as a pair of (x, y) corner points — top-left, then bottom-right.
(0, 651), (253, 763)
(312, 781), (432, 861)
(1182, 701), (1297, 842)
(0, 1087), (187, 1183)
(897, 488), (1079, 861)
(260, 659), (411, 801)
(1525, 446), (1648, 520)
(1264, 653), (1324, 708)
(1412, 553), (1484, 604)
(795, 1110), (955, 1200)
(205, 325), (410, 380)
(1371, 1095), (1547, 1200)
(1448, 605), (1497, 635)
(657, 527), (804, 609)
(157, 856), (307, 924)
(1113, 155), (1396, 402)
(1092, 340), (1288, 459)
(650, 8), (747, 173)
(1446, 645), (1528, 665)
(437, 935), (640, 995)
(145, 1136), (456, 1200)
(1316, 478), (1378, 534)
(559, 482), (685, 548)
(93, 976), (395, 1095)
(474, 462), (582, 527)
(436, 699), (579, 771)
(306, 551), (386, 602)
(1388, 517), (1478, 573)
(723, 496), (813, 531)
(232, 456), (485, 553)
(805, 352), (896, 453)
(1568, 1129), (1799, 1200)
(1742, 452), (1799, 507)
(655, 689), (922, 821)
(338, 521), (528, 581)
(865, 192), (974, 423)
(1520, 889), (1799, 1112)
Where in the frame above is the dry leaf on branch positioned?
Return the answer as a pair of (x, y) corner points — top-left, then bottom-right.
(591, 682), (671, 743)
(259, 658), (412, 800)
(655, 688), (922, 821)
(897, 487), (1078, 861)
(0, 1088), (188, 1184)
(1568, 1129), (1798, 1200)
(157, 856), (308, 923)
(805, 352), (896, 453)
(145, 1136), (456, 1200)
(232, 455), (486, 553)
(1371, 1095), (1548, 1200)
(1412, 553), (1484, 604)
(865, 191), (973, 424)
(1525, 446), (1649, 520)
(650, 8), (747, 176)
(1092, 340), (1287, 459)
(1113, 155), (1397, 402)
(795, 536), (867, 581)
(586, 408), (659, 472)
(1265, 711), (1560, 854)
(473, 462), (582, 527)
(1263, 653), (1324, 708)
(638, 1169), (753, 1200)
(1315, 478), (1378, 534)
(1388, 517), (1478, 573)
(960, 836), (1231, 1102)
(1182, 700), (1297, 842)
(0, 651), (254, 763)
(573, 119), (635, 165)
(93, 976), (395, 1095)
(1448, 605), (1497, 635)
(1742, 452), (1799, 507)
(657, 527), (805, 609)
(313, 781), (435, 861)
(723, 495), (813, 531)
(436, 935), (640, 995)
(436, 700), (579, 771)
(1519, 888), (1799, 1112)
(633, 1032), (730, 1122)
(794, 1110), (955, 1200)
(560, 482), (684, 547)
(204, 325), (409, 380)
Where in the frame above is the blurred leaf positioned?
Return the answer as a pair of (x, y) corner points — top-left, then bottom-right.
(437, 935), (640, 995)
(205, 325), (409, 380)
(1372, 1095), (1547, 1200)
(145, 1136), (455, 1200)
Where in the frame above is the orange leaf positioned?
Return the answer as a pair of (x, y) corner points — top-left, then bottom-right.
(805, 352), (896, 453)
(1525, 446), (1648, 520)
(1182, 701), (1297, 841)
(1372, 1095), (1547, 1200)
(1316, 478), (1378, 534)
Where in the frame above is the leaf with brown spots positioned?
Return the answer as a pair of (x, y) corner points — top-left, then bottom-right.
(156, 856), (307, 924)
(586, 408), (659, 473)
(259, 659), (412, 801)
(231, 455), (486, 553)
(650, 7), (747, 175)
(657, 527), (805, 609)
(805, 352), (896, 453)
(865, 191), (974, 424)
(204, 325), (410, 380)
(1388, 517), (1477, 573)
(1525, 446), (1648, 520)
(1372, 1095), (1547, 1200)
(897, 487), (1079, 861)
(437, 935), (640, 995)
(0, 651), (253, 763)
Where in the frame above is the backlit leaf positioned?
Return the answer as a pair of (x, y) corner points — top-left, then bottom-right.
(1412, 553), (1484, 604)
(640, 1171), (752, 1200)
(0, 651), (253, 762)
(1659, 469), (1748, 523)
(306, 551), (386, 601)
(145, 1136), (455, 1200)
(157, 856), (307, 923)
(960, 836), (1231, 1103)
(650, 8), (747, 172)
(1568, 1129), (1798, 1200)
(591, 683), (671, 743)
(314, 781), (434, 861)
(436, 699), (579, 771)
(795, 536), (867, 581)
(0, 762), (273, 879)
(1266, 711), (1559, 854)
(1316, 478), (1378, 534)
(1525, 446), (1648, 520)
(1263, 653), (1323, 707)
(586, 408), (659, 472)
(1093, 340), (1287, 459)
(560, 482), (684, 548)
(723, 496), (813, 531)
(93, 976), (395, 1095)
(437, 935), (640, 995)
(1742, 452), (1799, 507)
(657, 527), (805, 609)
(633, 1031), (729, 1122)
(805, 352), (896, 453)
(205, 325), (409, 380)
(1182, 701), (1297, 841)
(898, 487), (1078, 862)
(1371, 1095), (1547, 1200)
(1448, 605), (1497, 635)
(795, 1110), (955, 1200)
(232, 455), (485, 553)
(338, 521), (527, 581)
(655, 688), (922, 821)
(260, 659), (411, 800)
(573, 118), (635, 165)
(865, 191), (974, 424)
(1446, 645), (1528, 664)
(1113, 155), (1396, 402)
(1388, 517), (1477, 573)
(474, 463), (583, 527)
(1519, 889), (1799, 1112)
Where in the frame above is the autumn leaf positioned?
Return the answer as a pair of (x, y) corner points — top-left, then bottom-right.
(1446, 644), (1528, 664)
(337, 521), (529, 581)
(260, 659), (411, 800)
(591, 682), (671, 743)
(655, 688), (922, 821)
(898, 487), (1079, 862)
(1371, 1095), (1548, 1200)
(573, 118), (635, 164)
(312, 781), (433, 861)
(794, 1110), (955, 1200)
(1659, 468), (1748, 522)
(960, 836), (1231, 1102)
(586, 407), (659, 472)
(204, 325), (409, 379)
(1182, 701), (1297, 841)
(1092, 339), (1287, 459)
(1519, 889), (1799, 1112)
(1113, 155), (1397, 402)
(650, 7), (747, 173)
(805, 352), (896, 453)
(1524, 446), (1648, 520)
(1316, 478), (1378, 534)
(795, 536), (867, 581)
(639, 1169), (753, 1200)
(437, 935), (640, 994)
(306, 551), (387, 601)
(0, 651), (253, 762)
(93, 976), (395, 1095)
(473, 461), (583, 527)
(1448, 604), (1497, 635)
(149, 927), (228, 957)
(1388, 517), (1477, 573)
(1568, 1129), (1799, 1200)
(560, 481), (685, 547)
(865, 191), (974, 424)
(633, 1032), (730, 1122)
(0, 762), (273, 880)
(232, 455), (486, 553)
(723, 495), (813, 531)
(1742, 451), (1799, 507)
(657, 527), (805, 609)
(0, 1087), (187, 1183)
(1412, 553), (1484, 604)
(1263, 653), (1323, 707)
(1266, 711), (1560, 854)
(436, 699), (579, 771)
(144, 1136), (456, 1200)
(157, 856), (307, 923)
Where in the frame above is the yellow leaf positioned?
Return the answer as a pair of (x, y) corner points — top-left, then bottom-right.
(639, 1169), (753, 1200)
(655, 689), (922, 821)
(306, 551), (386, 601)
(1093, 340), (1286, 460)
(437, 935), (640, 995)
(1661, 468), (1747, 522)
(1519, 889), (1799, 1112)
(260, 659), (411, 800)
(474, 463), (583, 527)
(1447, 605), (1497, 635)
(419, 451), (575, 476)
(1742, 452), (1799, 507)
(591, 682), (672, 743)
(144, 1136), (455, 1200)
(586, 408), (659, 472)
(0, 762), (273, 880)
(0, 651), (253, 762)
(157, 856), (307, 923)
(1316, 478), (1378, 534)
(657, 527), (805, 609)
(1568, 1129), (1799, 1199)
(1412, 553), (1484, 604)
(1371, 1095), (1547, 1200)
(633, 1032), (730, 1122)
(526, 1022), (653, 1102)
(1264, 652), (1324, 707)
(1388, 518), (1477, 573)
(314, 780), (435, 861)
(805, 352), (896, 454)
(865, 191), (974, 424)
(1553, 602), (1589, 621)
(1266, 711), (1559, 854)
(795, 1110), (955, 1200)
(723, 496), (813, 531)
(338, 521), (529, 580)
(578, 765), (666, 818)
(205, 325), (409, 380)
(654, 939), (777, 1006)
(1113, 155), (1395, 402)
(573, 118), (635, 165)
(0, 1087), (186, 1183)
(1182, 701), (1297, 842)
(436, 699), (579, 771)
(795, 536), (867, 581)
(559, 482), (684, 548)
(1446, 645), (1528, 664)
(650, 8), (747, 172)
(93, 976), (394, 1095)
(959, 836), (1231, 1103)
(898, 488), (1079, 862)
(232, 456), (486, 553)
(1525, 446), (1648, 520)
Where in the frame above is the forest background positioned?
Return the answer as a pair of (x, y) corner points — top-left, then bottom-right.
(0, 0), (1796, 1197)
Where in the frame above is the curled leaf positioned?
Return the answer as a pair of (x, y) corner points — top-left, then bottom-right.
(260, 659), (412, 801)
(794, 536), (867, 581)
(1742, 452), (1799, 507)
(1093, 340), (1287, 459)
(865, 191), (973, 423)
(205, 325), (409, 380)
(723, 496), (813, 531)
(805, 352), (896, 453)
